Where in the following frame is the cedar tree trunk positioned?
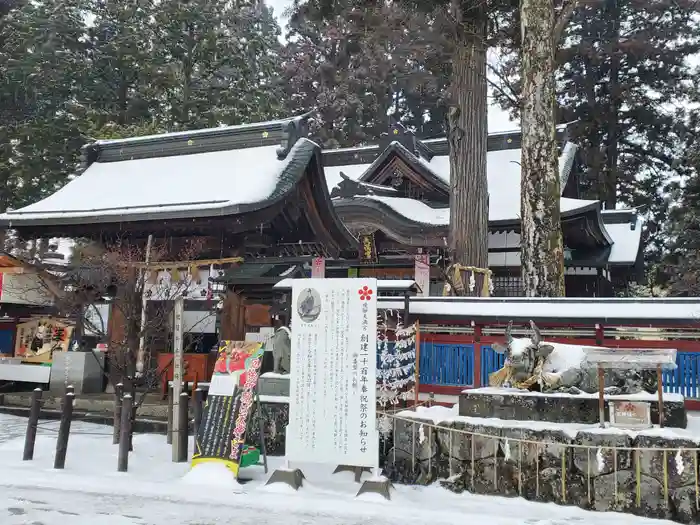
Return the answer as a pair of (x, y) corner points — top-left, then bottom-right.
(520, 0), (565, 296)
(447, 4), (489, 271)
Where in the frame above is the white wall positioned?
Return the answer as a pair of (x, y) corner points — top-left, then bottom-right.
(167, 308), (217, 334)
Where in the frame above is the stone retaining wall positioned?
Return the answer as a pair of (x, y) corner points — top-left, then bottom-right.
(459, 390), (688, 428)
(383, 414), (700, 524)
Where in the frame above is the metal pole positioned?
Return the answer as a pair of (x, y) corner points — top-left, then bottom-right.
(53, 393), (74, 469)
(176, 392), (189, 463)
(171, 296), (185, 462)
(254, 388), (268, 474)
(118, 394), (133, 472)
(23, 388), (42, 461)
(113, 383), (123, 444)
(193, 388), (204, 439)
(167, 383), (173, 444)
(597, 366), (606, 427)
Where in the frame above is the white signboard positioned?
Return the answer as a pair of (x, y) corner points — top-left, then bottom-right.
(414, 254), (430, 297)
(287, 278), (379, 468)
(609, 401), (652, 429)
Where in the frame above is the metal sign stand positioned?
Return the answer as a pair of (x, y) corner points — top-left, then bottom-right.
(253, 386), (269, 475)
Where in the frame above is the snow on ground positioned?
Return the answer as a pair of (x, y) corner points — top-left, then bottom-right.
(0, 413), (686, 525)
(400, 403), (700, 442)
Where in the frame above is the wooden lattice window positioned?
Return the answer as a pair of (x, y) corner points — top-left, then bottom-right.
(492, 275), (524, 297)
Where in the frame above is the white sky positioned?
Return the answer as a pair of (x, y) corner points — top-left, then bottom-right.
(264, 0), (518, 133)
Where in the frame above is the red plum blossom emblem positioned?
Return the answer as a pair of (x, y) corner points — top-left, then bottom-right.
(358, 286), (374, 301)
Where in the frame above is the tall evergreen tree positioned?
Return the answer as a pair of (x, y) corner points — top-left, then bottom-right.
(666, 139), (700, 296)
(0, 0), (90, 212)
(151, 0), (283, 129)
(491, 0), (700, 257)
(84, 0), (158, 127)
(282, 0), (446, 148)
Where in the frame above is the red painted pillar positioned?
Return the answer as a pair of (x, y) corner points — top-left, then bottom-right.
(473, 323), (482, 388)
(595, 323), (604, 346)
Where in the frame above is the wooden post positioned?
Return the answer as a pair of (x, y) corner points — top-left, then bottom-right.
(403, 291), (410, 324)
(113, 383), (123, 445)
(118, 394), (133, 472)
(53, 393), (74, 469)
(193, 388), (204, 439)
(23, 388), (42, 461)
(171, 296), (185, 462)
(167, 383), (173, 444)
(136, 233), (153, 376)
(414, 320), (421, 407)
(597, 366), (605, 427)
(657, 364), (665, 428)
(176, 392), (189, 463)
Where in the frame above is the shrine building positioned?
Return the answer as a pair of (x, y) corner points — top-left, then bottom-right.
(0, 113), (643, 310)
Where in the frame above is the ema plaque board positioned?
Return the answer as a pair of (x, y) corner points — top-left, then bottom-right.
(287, 278), (379, 469)
(191, 341), (264, 476)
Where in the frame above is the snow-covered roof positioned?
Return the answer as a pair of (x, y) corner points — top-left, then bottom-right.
(92, 115), (304, 146)
(351, 195), (600, 225)
(325, 143), (582, 223)
(605, 216), (643, 265)
(325, 163), (373, 191)
(0, 139), (311, 224)
(359, 197), (449, 225)
(274, 278), (418, 291)
(375, 297), (700, 324)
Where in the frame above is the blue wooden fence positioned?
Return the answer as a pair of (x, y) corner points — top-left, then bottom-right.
(418, 341), (475, 387)
(662, 351), (700, 398)
(410, 342), (700, 399)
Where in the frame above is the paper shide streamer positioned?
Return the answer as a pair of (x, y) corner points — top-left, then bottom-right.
(376, 309), (418, 409)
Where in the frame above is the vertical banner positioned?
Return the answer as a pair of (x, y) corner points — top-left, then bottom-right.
(311, 257), (325, 278)
(414, 254), (430, 297)
(287, 278), (378, 468)
(191, 341), (264, 476)
(171, 297), (185, 462)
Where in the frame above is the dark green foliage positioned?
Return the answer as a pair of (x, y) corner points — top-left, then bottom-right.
(152, 0), (283, 129)
(0, 0), (284, 214)
(282, 0), (449, 147)
(0, 0), (90, 212)
(84, 0), (158, 127)
(666, 113), (700, 296)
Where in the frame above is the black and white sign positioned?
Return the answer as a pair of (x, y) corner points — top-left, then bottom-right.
(287, 278), (379, 468)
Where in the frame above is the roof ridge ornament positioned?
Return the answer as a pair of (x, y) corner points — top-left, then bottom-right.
(276, 113), (311, 160)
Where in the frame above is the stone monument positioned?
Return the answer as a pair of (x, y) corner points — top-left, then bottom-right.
(459, 320), (686, 428)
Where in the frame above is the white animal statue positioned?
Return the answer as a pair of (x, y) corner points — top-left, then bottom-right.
(489, 321), (652, 394)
